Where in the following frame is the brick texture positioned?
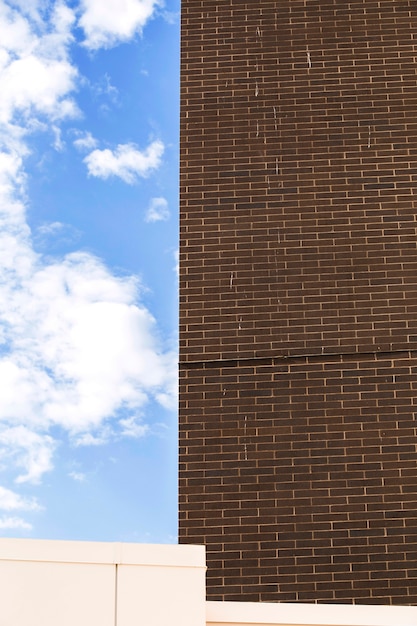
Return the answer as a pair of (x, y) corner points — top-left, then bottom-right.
(179, 0), (417, 604)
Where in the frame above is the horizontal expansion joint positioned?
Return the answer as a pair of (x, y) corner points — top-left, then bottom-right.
(179, 347), (417, 370)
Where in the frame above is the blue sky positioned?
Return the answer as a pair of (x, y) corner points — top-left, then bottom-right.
(0, 0), (179, 542)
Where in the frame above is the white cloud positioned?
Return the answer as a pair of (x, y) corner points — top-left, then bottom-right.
(161, 10), (179, 26)
(0, 2), (78, 126)
(145, 196), (169, 222)
(72, 131), (98, 152)
(0, 54), (78, 123)
(0, 248), (176, 446)
(84, 141), (164, 183)
(0, 516), (32, 530)
(68, 471), (85, 482)
(119, 416), (149, 438)
(0, 428), (55, 484)
(34, 221), (81, 253)
(5, 0), (46, 24)
(52, 125), (64, 151)
(37, 221), (66, 236)
(92, 73), (119, 102)
(0, 485), (40, 511)
(79, 0), (161, 50)
(74, 431), (111, 447)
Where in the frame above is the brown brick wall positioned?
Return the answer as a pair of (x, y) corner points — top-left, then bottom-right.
(179, 0), (417, 603)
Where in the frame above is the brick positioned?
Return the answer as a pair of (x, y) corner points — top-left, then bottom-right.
(179, 0), (417, 605)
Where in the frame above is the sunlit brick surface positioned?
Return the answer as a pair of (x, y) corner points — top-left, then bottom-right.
(179, 0), (417, 603)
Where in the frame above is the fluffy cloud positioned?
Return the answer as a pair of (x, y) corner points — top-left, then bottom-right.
(145, 196), (169, 222)
(5, 0), (45, 23)
(0, 516), (32, 530)
(72, 131), (98, 152)
(79, 0), (161, 50)
(0, 2), (78, 126)
(0, 428), (55, 484)
(119, 416), (149, 438)
(0, 485), (40, 511)
(0, 225), (176, 482)
(84, 141), (164, 183)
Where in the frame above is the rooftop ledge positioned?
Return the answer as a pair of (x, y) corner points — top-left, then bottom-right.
(0, 537), (206, 568)
(206, 600), (417, 626)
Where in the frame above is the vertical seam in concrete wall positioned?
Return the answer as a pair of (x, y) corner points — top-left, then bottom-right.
(114, 563), (118, 626)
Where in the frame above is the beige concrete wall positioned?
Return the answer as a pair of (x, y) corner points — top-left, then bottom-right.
(0, 557), (115, 626)
(116, 543), (207, 626)
(0, 539), (206, 626)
